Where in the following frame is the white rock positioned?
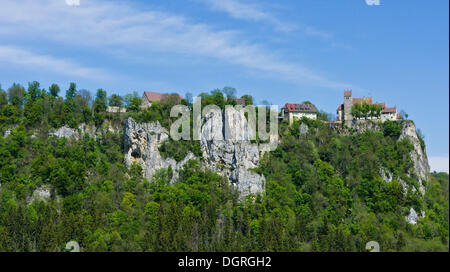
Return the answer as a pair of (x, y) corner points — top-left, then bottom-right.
(398, 121), (430, 195)
(123, 118), (192, 184)
(406, 207), (418, 224)
(50, 125), (79, 139)
(31, 185), (51, 202)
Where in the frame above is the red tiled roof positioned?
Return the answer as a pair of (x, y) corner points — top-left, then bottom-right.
(344, 91), (352, 97)
(284, 103), (317, 113)
(143, 91), (165, 102)
(352, 97), (372, 104)
(374, 102), (386, 108)
(143, 91), (182, 102)
(382, 107), (397, 113)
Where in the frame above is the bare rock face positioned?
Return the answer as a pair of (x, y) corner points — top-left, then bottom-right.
(123, 118), (193, 184)
(349, 119), (382, 133)
(123, 106), (265, 198)
(49, 121), (120, 140)
(375, 121), (429, 196)
(29, 185), (52, 203)
(201, 107), (265, 197)
(50, 125), (79, 139)
(379, 168), (393, 183)
(379, 168), (414, 196)
(406, 207), (419, 225)
(398, 121), (430, 195)
(406, 207), (426, 225)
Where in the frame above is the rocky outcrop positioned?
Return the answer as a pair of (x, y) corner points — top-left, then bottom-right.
(50, 125), (79, 139)
(379, 168), (393, 183)
(123, 118), (193, 184)
(398, 121), (429, 195)
(350, 120), (430, 195)
(29, 185), (52, 203)
(406, 207), (419, 225)
(406, 207), (426, 225)
(123, 106), (266, 197)
(49, 121), (120, 140)
(122, 114), (429, 199)
(200, 106), (265, 197)
(349, 119), (382, 133)
(379, 168), (414, 196)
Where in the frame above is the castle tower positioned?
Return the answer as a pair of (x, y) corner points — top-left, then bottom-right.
(344, 90), (352, 125)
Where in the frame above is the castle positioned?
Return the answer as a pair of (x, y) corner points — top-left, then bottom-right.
(337, 90), (401, 125)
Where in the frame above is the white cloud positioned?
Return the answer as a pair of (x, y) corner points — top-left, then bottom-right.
(0, 0), (351, 89)
(0, 45), (110, 80)
(429, 156), (449, 173)
(65, 0), (80, 6)
(197, 0), (331, 39)
(206, 0), (270, 21)
(199, 0), (292, 32)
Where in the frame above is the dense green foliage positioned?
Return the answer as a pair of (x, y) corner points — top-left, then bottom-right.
(0, 83), (447, 252)
(351, 102), (383, 120)
(159, 139), (203, 162)
(255, 118), (448, 251)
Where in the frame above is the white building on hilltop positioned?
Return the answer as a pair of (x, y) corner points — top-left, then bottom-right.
(281, 103), (318, 124)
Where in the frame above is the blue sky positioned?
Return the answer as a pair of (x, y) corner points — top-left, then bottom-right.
(0, 0), (448, 172)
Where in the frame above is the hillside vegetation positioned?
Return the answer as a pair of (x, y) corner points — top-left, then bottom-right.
(0, 82), (448, 252)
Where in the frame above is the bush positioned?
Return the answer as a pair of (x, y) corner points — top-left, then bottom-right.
(159, 138), (202, 162)
(383, 120), (402, 138)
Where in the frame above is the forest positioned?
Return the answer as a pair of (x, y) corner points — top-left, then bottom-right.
(0, 82), (448, 252)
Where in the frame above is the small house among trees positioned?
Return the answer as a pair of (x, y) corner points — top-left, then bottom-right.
(141, 91), (183, 108)
(281, 103), (318, 124)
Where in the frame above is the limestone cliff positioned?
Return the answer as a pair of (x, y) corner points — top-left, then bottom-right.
(49, 121), (120, 140)
(329, 119), (430, 225)
(121, 110), (429, 201)
(123, 118), (195, 184)
(378, 121), (430, 196)
(398, 120), (430, 195)
(336, 120), (429, 195)
(200, 105), (265, 197)
(123, 106), (265, 197)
